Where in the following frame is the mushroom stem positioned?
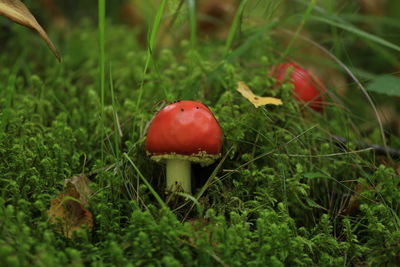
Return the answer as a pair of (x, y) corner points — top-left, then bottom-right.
(166, 159), (191, 194)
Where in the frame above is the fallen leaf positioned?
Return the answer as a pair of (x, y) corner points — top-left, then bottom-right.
(64, 174), (92, 204)
(236, 81), (283, 108)
(0, 0), (61, 62)
(48, 174), (93, 238)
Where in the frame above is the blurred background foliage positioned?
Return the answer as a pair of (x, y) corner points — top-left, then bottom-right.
(8, 0), (396, 139)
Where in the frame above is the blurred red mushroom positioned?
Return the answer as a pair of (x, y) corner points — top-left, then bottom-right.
(271, 62), (326, 112)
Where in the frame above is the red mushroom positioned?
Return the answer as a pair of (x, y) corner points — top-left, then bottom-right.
(271, 62), (326, 112)
(145, 100), (223, 194)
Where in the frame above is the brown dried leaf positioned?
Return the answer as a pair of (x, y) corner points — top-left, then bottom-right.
(0, 0), (61, 62)
(236, 81), (283, 108)
(48, 174), (93, 238)
(64, 174), (92, 204)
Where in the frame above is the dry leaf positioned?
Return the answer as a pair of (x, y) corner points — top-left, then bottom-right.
(236, 81), (283, 108)
(48, 174), (93, 238)
(0, 0), (61, 62)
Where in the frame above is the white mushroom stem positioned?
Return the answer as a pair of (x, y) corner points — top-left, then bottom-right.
(166, 159), (191, 194)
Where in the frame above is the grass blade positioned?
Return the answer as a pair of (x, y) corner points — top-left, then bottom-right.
(187, 0), (197, 49)
(136, 0), (169, 111)
(123, 153), (168, 210)
(98, 0), (106, 161)
(282, 0), (316, 58)
(109, 64), (122, 159)
(224, 0), (248, 58)
(183, 147), (232, 221)
(312, 15), (400, 52)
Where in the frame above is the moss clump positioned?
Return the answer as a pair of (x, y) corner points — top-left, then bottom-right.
(0, 18), (399, 266)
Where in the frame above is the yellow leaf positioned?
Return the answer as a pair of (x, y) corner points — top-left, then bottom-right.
(0, 0), (61, 62)
(48, 174), (93, 238)
(236, 81), (283, 107)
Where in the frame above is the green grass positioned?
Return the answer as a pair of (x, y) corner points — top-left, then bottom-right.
(137, 0), (169, 110)
(224, 0), (248, 58)
(0, 60), (18, 134)
(0, 0), (400, 266)
(187, 0), (197, 49)
(98, 0), (106, 161)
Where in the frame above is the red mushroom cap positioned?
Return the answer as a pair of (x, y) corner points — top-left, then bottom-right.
(272, 62), (326, 112)
(145, 101), (223, 165)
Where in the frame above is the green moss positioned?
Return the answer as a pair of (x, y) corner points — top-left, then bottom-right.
(0, 13), (399, 266)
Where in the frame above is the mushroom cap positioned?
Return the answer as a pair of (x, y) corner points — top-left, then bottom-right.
(145, 101), (223, 166)
(273, 62), (326, 112)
